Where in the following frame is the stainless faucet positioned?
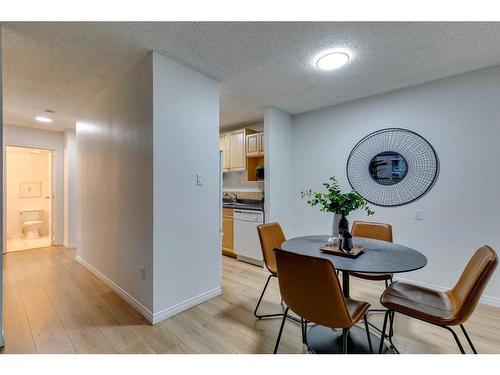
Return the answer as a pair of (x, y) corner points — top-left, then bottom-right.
(224, 192), (238, 203)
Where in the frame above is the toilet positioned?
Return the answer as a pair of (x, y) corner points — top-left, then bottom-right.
(19, 209), (44, 240)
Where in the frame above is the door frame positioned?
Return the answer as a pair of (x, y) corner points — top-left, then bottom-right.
(3, 144), (56, 253)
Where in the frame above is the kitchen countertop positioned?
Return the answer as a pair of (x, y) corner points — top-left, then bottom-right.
(222, 199), (264, 212)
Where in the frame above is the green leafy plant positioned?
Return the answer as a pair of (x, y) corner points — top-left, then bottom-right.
(301, 176), (374, 216)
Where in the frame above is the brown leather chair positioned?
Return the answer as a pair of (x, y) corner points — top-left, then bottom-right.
(254, 223), (287, 319)
(378, 246), (497, 354)
(272, 248), (373, 354)
(350, 221), (394, 286)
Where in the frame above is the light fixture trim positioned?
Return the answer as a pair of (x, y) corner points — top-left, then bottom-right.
(314, 50), (351, 71)
(35, 116), (53, 123)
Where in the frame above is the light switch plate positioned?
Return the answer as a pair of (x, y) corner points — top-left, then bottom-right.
(197, 173), (205, 186)
(415, 208), (423, 220)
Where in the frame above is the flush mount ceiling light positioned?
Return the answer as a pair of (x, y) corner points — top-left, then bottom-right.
(35, 116), (52, 123)
(315, 51), (350, 71)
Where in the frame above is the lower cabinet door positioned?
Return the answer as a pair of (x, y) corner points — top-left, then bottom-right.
(222, 216), (235, 256)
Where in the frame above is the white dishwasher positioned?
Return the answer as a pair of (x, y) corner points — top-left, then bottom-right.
(234, 209), (264, 266)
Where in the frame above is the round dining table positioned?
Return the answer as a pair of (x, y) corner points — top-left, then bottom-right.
(281, 235), (428, 354)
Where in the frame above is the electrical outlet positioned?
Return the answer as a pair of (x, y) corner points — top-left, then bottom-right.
(139, 266), (145, 281)
(414, 208), (423, 220)
(197, 173), (205, 186)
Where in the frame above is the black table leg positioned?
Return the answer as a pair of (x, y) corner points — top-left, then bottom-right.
(342, 270), (350, 298)
(304, 270), (389, 354)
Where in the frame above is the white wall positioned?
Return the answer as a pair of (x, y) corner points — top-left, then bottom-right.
(152, 52), (221, 322)
(64, 129), (77, 248)
(264, 107), (295, 236)
(3, 125), (65, 246)
(290, 66), (500, 305)
(76, 54), (154, 315)
(0, 26), (4, 348)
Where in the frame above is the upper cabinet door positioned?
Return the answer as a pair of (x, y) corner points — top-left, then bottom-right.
(246, 133), (260, 156)
(220, 133), (231, 171)
(258, 132), (264, 153)
(229, 130), (246, 170)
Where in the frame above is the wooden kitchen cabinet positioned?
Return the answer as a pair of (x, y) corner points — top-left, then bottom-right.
(246, 133), (260, 156)
(222, 208), (235, 258)
(220, 133), (231, 172)
(229, 129), (246, 171)
(246, 132), (264, 157)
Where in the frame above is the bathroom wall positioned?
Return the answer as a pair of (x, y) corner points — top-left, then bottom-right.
(6, 147), (51, 237)
(3, 125), (65, 245)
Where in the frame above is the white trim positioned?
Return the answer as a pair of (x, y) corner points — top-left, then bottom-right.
(76, 256), (222, 325)
(0, 334), (4, 348)
(76, 256), (154, 323)
(152, 287), (222, 325)
(395, 276), (500, 308)
(223, 187), (263, 193)
(63, 242), (76, 249)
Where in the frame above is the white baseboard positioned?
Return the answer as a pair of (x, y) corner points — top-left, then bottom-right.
(63, 242), (77, 249)
(395, 276), (500, 308)
(75, 256), (154, 323)
(75, 256), (222, 325)
(152, 287), (222, 324)
(0, 334), (4, 348)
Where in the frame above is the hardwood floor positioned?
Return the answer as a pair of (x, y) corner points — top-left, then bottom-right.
(1, 245), (499, 354)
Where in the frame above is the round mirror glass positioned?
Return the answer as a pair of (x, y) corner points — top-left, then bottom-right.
(369, 151), (408, 185)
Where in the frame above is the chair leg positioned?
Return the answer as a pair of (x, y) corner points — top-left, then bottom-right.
(442, 325), (466, 354)
(388, 310), (395, 338)
(342, 328), (349, 354)
(378, 310), (390, 353)
(254, 274), (282, 319)
(300, 318), (305, 344)
(363, 313), (373, 354)
(273, 307), (289, 354)
(460, 324), (478, 354)
(300, 318), (309, 345)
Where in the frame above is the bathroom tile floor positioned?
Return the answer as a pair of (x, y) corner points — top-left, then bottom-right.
(6, 234), (51, 252)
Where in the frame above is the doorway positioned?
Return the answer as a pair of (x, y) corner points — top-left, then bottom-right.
(4, 145), (54, 252)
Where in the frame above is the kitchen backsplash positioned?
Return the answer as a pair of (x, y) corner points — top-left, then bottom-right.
(223, 170), (263, 200)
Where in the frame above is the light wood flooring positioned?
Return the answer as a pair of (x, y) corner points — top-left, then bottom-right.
(1, 246), (499, 354)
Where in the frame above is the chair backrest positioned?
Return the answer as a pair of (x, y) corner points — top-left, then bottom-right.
(352, 220), (393, 243)
(273, 248), (355, 329)
(257, 223), (286, 275)
(448, 246), (497, 324)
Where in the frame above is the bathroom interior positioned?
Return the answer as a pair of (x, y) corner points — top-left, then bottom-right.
(5, 145), (53, 252)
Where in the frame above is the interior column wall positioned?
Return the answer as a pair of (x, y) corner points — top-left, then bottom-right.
(152, 51), (221, 322)
(76, 54), (154, 317)
(264, 107), (295, 237)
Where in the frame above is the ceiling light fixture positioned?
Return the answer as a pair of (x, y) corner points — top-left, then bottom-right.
(35, 116), (53, 123)
(315, 51), (351, 71)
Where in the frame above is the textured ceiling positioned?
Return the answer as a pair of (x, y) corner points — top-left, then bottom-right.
(3, 22), (500, 132)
